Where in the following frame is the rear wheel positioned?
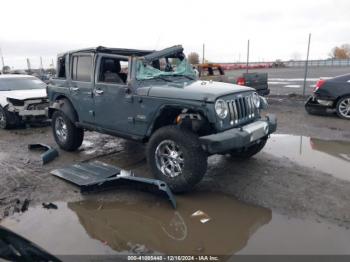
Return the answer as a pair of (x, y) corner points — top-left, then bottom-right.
(336, 96), (350, 120)
(147, 126), (207, 193)
(229, 137), (267, 159)
(52, 110), (84, 151)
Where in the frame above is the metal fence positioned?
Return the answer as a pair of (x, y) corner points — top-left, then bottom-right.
(217, 59), (350, 70)
(285, 59), (350, 67)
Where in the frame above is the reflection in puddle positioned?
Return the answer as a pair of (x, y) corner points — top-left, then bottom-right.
(264, 134), (350, 181)
(2, 191), (350, 255)
(1, 193), (271, 255)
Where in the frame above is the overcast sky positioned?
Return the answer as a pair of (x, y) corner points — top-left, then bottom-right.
(1, 0), (349, 69)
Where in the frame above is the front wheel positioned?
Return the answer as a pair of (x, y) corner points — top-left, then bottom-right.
(52, 110), (84, 151)
(229, 137), (268, 159)
(0, 107), (9, 129)
(147, 126), (207, 193)
(336, 96), (350, 120)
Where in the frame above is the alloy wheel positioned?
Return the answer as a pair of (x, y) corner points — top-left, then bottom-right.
(155, 140), (184, 178)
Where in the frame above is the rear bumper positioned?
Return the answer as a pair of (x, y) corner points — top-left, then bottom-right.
(305, 96), (335, 115)
(199, 114), (277, 154)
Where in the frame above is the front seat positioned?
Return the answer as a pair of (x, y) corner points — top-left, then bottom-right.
(103, 60), (124, 84)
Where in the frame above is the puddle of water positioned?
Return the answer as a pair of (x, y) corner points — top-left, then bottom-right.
(264, 134), (350, 181)
(239, 213), (350, 255)
(2, 192), (350, 256)
(1, 193), (271, 255)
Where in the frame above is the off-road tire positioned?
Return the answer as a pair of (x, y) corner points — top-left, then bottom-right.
(0, 107), (21, 129)
(229, 136), (268, 159)
(336, 96), (350, 120)
(147, 125), (207, 193)
(52, 110), (84, 151)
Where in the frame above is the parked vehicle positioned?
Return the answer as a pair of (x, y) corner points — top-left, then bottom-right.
(0, 75), (48, 129)
(305, 73), (350, 120)
(47, 45), (277, 193)
(197, 63), (270, 96)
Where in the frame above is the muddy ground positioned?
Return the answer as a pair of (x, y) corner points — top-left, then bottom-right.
(0, 96), (350, 232)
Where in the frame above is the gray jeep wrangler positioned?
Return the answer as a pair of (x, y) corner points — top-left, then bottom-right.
(47, 45), (277, 193)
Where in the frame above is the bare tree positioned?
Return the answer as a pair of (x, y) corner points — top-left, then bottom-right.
(329, 44), (350, 59)
(187, 52), (200, 65)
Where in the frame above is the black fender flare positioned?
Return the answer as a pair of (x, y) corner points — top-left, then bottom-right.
(49, 98), (79, 124)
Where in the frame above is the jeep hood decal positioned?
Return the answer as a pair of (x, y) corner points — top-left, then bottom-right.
(147, 81), (253, 102)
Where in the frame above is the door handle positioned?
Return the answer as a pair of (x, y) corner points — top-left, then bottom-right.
(95, 89), (104, 95)
(71, 87), (79, 91)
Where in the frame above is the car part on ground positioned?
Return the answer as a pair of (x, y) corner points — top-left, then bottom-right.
(305, 74), (350, 120)
(28, 144), (59, 165)
(42, 203), (58, 210)
(50, 161), (177, 208)
(0, 226), (60, 262)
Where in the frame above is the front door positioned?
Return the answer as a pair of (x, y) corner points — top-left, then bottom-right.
(69, 53), (95, 124)
(93, 54), (134, 134)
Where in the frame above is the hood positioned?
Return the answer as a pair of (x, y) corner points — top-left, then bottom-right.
(0, 89), (47, 106)
(147, 80), (253, 102)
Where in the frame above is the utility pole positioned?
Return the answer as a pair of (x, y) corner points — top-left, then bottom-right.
(26, 58), (31, 74)
(303, 33), (311, 96)
(40, 57), (43, 69)
(246, 39), (250, 73)
(202, 43), (205, 64)
(0, 48), (5, 72)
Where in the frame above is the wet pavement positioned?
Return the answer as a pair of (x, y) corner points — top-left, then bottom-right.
(264, 134), (350, 181)
(1, 191), (350, 256)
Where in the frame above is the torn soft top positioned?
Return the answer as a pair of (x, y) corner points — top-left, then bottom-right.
(59, 46), (155, 57)
(143, 45), (184, 62)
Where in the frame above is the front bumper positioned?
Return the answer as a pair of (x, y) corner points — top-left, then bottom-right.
(199, 114), (277, 154)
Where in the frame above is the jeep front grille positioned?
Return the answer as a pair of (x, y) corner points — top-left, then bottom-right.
(226, 94), (256, 125)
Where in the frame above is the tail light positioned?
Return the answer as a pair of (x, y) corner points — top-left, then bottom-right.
(237, 77), (246, 86)
(314, 79), (325, 92)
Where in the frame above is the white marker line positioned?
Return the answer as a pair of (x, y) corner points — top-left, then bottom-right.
(285, 85), (301, 88)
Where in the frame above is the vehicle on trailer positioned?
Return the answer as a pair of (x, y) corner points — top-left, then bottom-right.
(197, 63), (270, 96)
(47, 45), (277, 193)
(0, 75), (48, 129)
(305, 73), (350, 120)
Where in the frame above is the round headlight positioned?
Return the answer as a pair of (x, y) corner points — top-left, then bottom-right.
(252, 92), (260, 108)
(215, 99), (228, 119)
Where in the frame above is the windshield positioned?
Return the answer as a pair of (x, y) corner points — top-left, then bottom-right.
(136, 58), (196, 81)
(0, 77), (46, 91)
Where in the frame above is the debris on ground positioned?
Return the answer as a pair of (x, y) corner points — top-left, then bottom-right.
(191, 210), (211, 223)
(42, 203), (58, 210)
(50, 161), (177, 208)
(28, 144), (59, 165)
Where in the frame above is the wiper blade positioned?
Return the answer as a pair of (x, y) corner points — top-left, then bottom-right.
(153, 76), (172, 82)
(172, 74), (195, 80)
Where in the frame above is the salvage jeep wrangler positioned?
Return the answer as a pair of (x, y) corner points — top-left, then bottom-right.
(47, 45), (277, 193)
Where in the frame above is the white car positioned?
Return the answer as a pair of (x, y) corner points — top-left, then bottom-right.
(0, 75), (48, 129)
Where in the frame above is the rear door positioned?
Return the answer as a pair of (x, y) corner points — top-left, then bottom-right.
(69, 53), (95, 124)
